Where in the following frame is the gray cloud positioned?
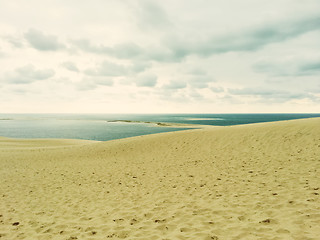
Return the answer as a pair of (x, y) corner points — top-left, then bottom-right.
(132, 0), (172, 31)
(229, 88), (284, 96)
(166, 16), (320, 57)
(95, 77), (114, 86)
(253, 59), (320, 76)
(299, 61), (320, 73)
(24, 29), (65, 51)
(135, 73), (157, 87)
(163, 71), (215, 89)
(71, 39), (143, 59)
(188, 89), (204, 100)
(76, 80), (97, 91)
(112, 43), (143, 58)
(84, 61), (127, 77)
(0, 49), (4, 58)
(61, 61), (79, 72)
(161, 73), (214, 91)
(229, 87), (316, 102)
(253, 61), (288, 76)
(3, 36), (24, 48)
(71, 38), (181, 63)
(83, 60), (150, 79)
(70, 16), (320, 64)
(144, 48), (184, 62)
(163, 80), (187, 89)
(3, 65), (55, 84)
(188, 68), (207, 76)
(77, 77), (114, 91)
(210, 87), (224, 93)
(131, 61), (151, 73)
(188, 76), (214, 89)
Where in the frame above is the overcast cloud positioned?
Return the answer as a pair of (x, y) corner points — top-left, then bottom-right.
(0, 0), (319, 113)
(2, 65), (55, 84)
(24, 29), (65, 51)
(61, 61), (79, 72)
(253, 58), (320, 76)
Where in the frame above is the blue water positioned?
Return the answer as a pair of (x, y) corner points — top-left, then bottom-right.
(0, 113), (319, 141)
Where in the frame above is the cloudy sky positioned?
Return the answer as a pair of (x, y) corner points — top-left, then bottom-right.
(0, 0), (319, 113)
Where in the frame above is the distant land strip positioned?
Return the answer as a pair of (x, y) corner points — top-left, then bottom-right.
(107, 120), (211, 128)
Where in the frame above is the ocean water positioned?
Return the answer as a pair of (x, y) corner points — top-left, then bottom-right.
(0, 113), (319, 141)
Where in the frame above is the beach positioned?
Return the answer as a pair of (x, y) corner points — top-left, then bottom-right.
(0, 118), (319, 239)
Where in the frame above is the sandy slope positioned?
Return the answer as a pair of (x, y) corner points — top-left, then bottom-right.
(0, 118), (319, 240)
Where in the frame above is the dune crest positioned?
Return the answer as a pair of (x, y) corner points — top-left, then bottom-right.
(1, 118), (319, 239)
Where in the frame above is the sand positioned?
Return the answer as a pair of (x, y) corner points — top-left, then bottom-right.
(0, 118), (319, 240)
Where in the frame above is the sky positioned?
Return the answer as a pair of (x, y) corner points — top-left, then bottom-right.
(0, 0), (319, 113)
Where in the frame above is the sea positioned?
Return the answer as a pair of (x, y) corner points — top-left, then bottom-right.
(0, 113), (319, 141)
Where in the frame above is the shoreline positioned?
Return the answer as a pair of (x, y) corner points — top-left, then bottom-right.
(1, 117), (319, 143)
(1, 117), (319, 239)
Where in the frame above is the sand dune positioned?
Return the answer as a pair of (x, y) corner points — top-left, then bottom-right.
(0, 118), (319, 239)
(0, 137), (95, 149)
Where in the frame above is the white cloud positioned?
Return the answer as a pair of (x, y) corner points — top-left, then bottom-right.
(0, 0), (319, 112)
(2, 65), (55, 84)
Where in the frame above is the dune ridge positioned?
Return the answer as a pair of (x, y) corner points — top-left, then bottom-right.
(0, 118), (319, 239)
